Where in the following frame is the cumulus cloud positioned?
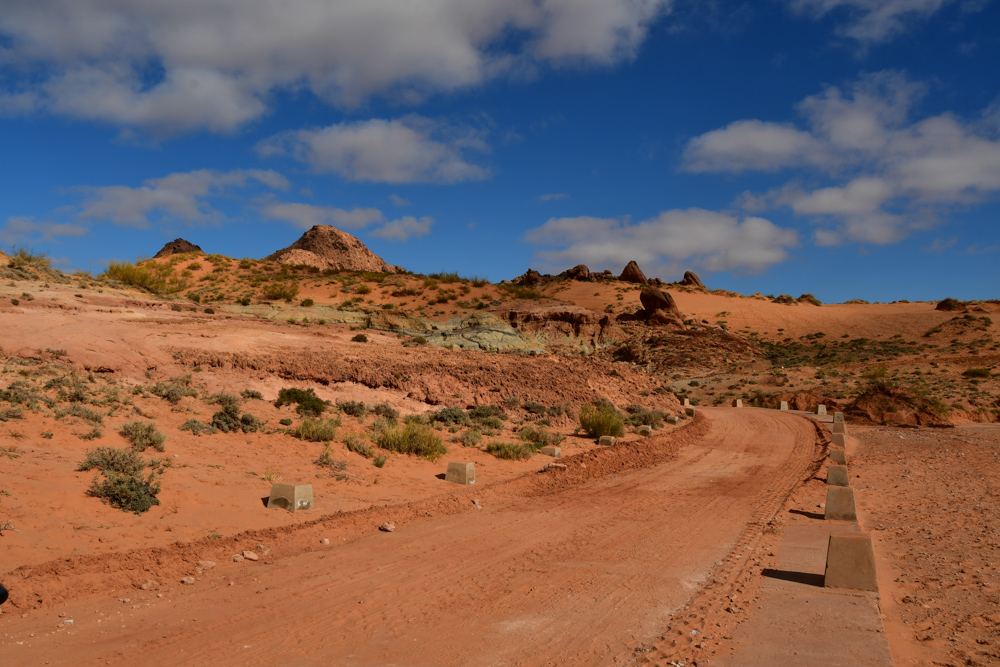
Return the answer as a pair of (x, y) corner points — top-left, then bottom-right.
(78, 169), (289, 227)
(262, 202), (384, 230)
(684, 71), (1000, 245)
(524, 208), (798, 276)
(258, 117), (489, 184)
(369, 216), (434, 242)
(785, 0), (957, 44)
(0, 0), (672, 133)
(0, 217), (88, 245)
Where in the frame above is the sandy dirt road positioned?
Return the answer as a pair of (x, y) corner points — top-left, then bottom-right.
(2, 409), (819, 666)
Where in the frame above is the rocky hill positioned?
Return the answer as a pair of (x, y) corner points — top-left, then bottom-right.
(153, 239), (204, 258)
(265, 225), (393, 273)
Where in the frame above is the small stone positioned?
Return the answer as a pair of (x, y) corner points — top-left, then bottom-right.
(63, 619), (74, 626)
(320, 538), (330, 545)
(242, 550), (259, 561)
(379, 522), (395, 532)
(255, 544), (270, 556)
(180, 576), (195, 585)
(232, 554), (245, 563)
(196, 560), (216, 571)
(140, 580), (158, 590)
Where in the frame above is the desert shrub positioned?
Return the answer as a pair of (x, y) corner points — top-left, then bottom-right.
(77, 426), (104, 440)
(503, 394), (521, 410)
(522, 401), (548, 415)
(373, 455), (388, 468)
(7, 246), (51, 270)
(546, 402), (574, 419)
(371, 402), (399, 420)
(211, 404), (263, 433)
(300, 298), (314, 307)
(478, 416), (505, 430)
(458, 429), (482, 447)
(497, 283), (543, 300)
(88, 469), (160, 514)
(624, 405), (667, 429)
(469, 405), (507, 422)
(518, 425), (564, 448)
(373, 421), (447, 461)
(579, 402), (624, 438)
(486, 441), (536, 460)
(119, 421), (166, 452)
(337, 400), (368, 418)
(935, 297), (966, 311)
(179, 419), (217, 436)
(0, 407), (24, 421)
(294, 417), (341, 442)
(100, 262), (162, 293)
(240, 389), (264, 400)
(351, 333), (368, 343)
(79, 446), (146, 476)
(206, 392), (240, 409)
(274, 387), (326, 416)
(151, 377), (197, 404)
(772, 294), (798, 305)
(430, 407), (468, 425)
(411, 336), (428, 345)
(963, 368), (992, 379)
(798, 293), (822, 306)
(262, 282), (299, 301)
(279, 418), (292, 426)
(345, 435), (375, 458)
(59, 403), (104, 425)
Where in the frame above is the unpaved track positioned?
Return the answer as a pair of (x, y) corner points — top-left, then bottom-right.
(4, 409), (818, 666)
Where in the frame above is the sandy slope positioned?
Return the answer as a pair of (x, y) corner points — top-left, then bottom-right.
(1, 409), (818, 665)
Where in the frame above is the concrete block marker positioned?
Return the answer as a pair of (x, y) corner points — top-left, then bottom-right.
(779, 401), (789, 411)
(666, 415), (680, 425)
(825, 486), (857, 521)
(267, 483), (314, 512)
(637, 425), (652, 436)
(827, 464), (850, 487)
(829, 449), (847, 465)
(445, 462), (476, 485)
(833, 411), (845, 422)
(832, 421), (847, 435)
(824, 534), (878, 591)
(540, 446), (561, 458)
(817, 404), (827, 415)
(733, 399), (743, 408)
(683, 398), (692, 407)
(598, 435), (616, 447)
(685, 407), (696, 417)
(832, 432), (847, 448)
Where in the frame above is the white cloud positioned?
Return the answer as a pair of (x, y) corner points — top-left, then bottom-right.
(786, 0), (954, 44)
(78, 169), (289, 226)
(388, 194), (411, 207)
(0, 0), (672, 133)
(524, 208), (798, 275)
(0, 217), (88, 245)
(369, 216), (434, 242)
(258, 117), (489, 184)
(262, 202), (384, 230)
(684, 71), (1000, 245)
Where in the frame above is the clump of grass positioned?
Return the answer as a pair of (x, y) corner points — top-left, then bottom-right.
(79, 446), (146, 476)
(150, 376), (197, 404)
(0, 407), (24, 421)
(798, 293), (822, 306)
(295, 417), (342, 442)
(345, 434), (375, 458)
(119, 420), (166, 452)
(179, 419), (217, 436)
(373, 419), (447, 461)
(58, 403), (104, 425)
(351, 333), (368, 343)
(262, 282), (299, 301)
(77, 426), (104, 440)
(518, 425), (564, 448)
(458, 429), (482, 447)
(240, 389), (264, 400)
(469, 405), (507, 422)
(275, 387), (327, 417)
(623, 405), (667, 429)
(579, 401), (624, 438)
(963, 368), (992, 379)
(497, 283), (543, 300)
(373, 455), (388, 468)
(486, 441), (537, 460)
(300, 298), (314, 307)
(771, 294), (798, 306)
(372, 402), (399, 420)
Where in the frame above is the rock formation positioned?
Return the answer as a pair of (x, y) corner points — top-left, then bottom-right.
(639, 286), (685, 328)
(619, 260), (648, 285)
(266, 225), (392, 273)
(560, 264), (591, 281)
(153, 239), (204, 258)
(514, 269), (544, 286)
(680, 271), (705, 289)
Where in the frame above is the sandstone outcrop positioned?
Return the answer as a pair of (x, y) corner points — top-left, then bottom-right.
(266, 225), (392, 272)
(153, 239), (204, 258)
(680, 271), (705, 289)
(619, 261), (648, 285)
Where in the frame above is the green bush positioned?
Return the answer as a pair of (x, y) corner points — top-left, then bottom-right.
(518, 425), (565, 448)
(151, 380), (197, 405)
(179, 419), (217, 436)
(476, 416), (504, 430)
(262, 282), (299, 301)
(79, 446), (146, 476)
(240, 389), (264, 400)
(294, 417), (342, 442)
(337, 400), (368, 418)
(373, 455), (387, 468)
(0, 407), (24, 421)
(522, 401), (548, 414)
(119, 421), (166, 452)
(211, 404), (263, 433)
(279, 418), (292, 426)
(623, 405), (667, 429)
(486, 441), (537, 460)
(469, 405), (507, 422)
(88, 470), (160, 514)
(58, 403), (104, 425)
(206, 392), (240, 408)
(300, 298), (314, 307)
(372, 402), (400, 420)
(430, 407), (468, 425)
(345, 435), (375, 458)
(373, 421), (447, 461)
(458, 429), (482, 447)
(579, 402), (624, 438)
(275, 387), (326, 416)
(963, 368), (992, 379)
(351, 333), (368, 343)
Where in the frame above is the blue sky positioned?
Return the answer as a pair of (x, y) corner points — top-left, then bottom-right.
(2, 0), (999, 303)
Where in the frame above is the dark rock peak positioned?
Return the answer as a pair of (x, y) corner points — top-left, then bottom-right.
(153, 238), (204, 259)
